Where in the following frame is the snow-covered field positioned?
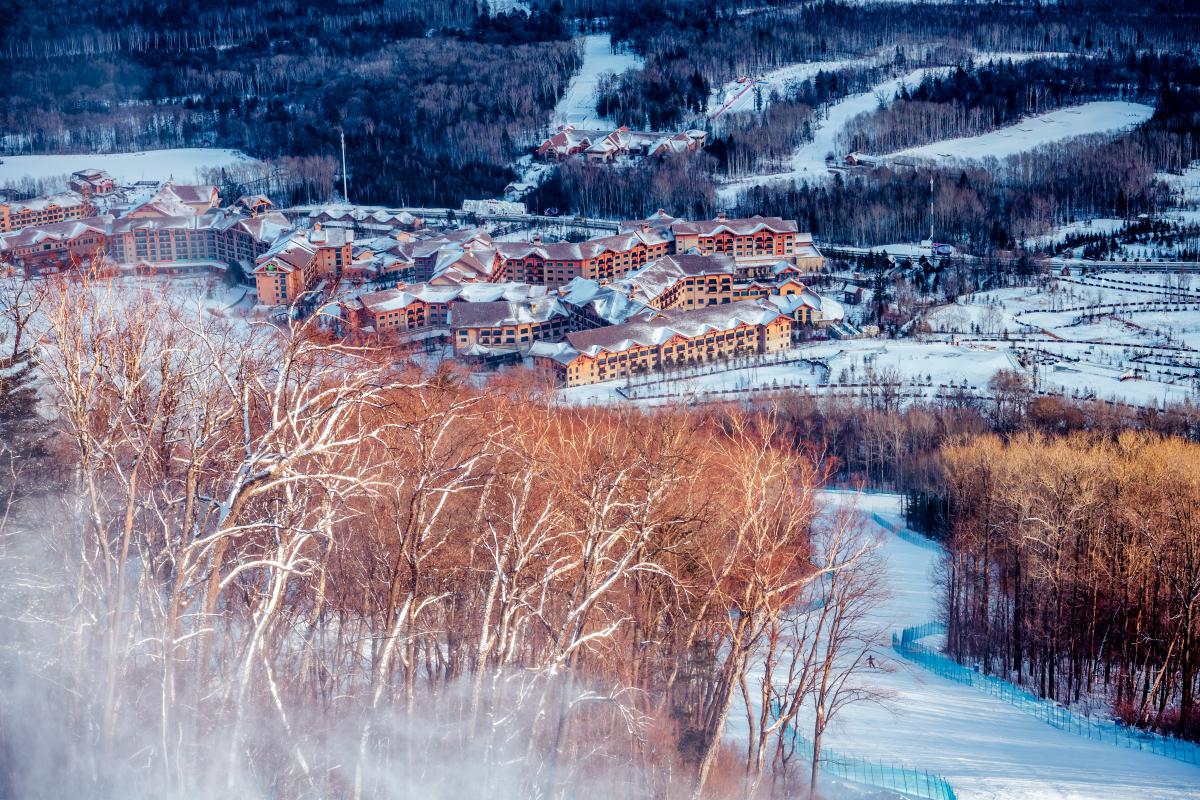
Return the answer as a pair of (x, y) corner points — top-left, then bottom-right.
(788, 492), (1200, 800)
(883, 101), (1154, 164)
(552, 34), (643, 128)
(924, 275), (1200, 404)
(0, 148), (258, 187)
(562, 269), (1200, 409)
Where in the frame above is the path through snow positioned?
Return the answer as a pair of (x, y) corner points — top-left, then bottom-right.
(552, 34), (643, 128)
(805, 491), (1200, 800)
(883, 101), (1154, 164)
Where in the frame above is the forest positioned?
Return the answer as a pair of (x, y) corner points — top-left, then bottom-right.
(599, 0), (1200, 133)
(938, 434), (1200, 742)
(0, 0), (578, 207)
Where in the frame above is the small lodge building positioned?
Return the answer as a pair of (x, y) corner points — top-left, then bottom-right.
(536, 125), (706, 162)
(253, 224), (354, 306)
(68, 168), (116, 196)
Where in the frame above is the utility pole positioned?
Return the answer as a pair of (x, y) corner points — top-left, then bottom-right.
(340, 128), (349, 202)
(926, 176), (936, 245)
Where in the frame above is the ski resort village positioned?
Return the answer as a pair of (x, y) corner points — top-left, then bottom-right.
(3, 157), (1200, 406)
(0, 171), (847, 389)
(5, 3), (1200, 800)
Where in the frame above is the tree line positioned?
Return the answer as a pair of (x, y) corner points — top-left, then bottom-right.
(939, 432), (1200, 742)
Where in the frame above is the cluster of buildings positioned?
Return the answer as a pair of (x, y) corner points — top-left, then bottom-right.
(0, 168), (848, 389)
(537, 125), (707, 162)
(334, 213), (843, 387)
(0, 169), (294, 276)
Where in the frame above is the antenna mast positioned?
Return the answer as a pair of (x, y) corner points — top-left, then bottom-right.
(340, 128), (349, 202)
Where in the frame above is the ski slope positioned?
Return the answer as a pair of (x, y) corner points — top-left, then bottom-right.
(718, 67), (951, 200)
(884, 101), (1154, 164)
(0, 148), (257, 186)
(552, 34), (643, 128)
(707, 59), (858, 119)
(807, 491), (1200, 800)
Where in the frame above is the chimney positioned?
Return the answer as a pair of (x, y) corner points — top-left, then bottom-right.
(531, 234), (542, 245)
(716, 212), (727, 222)
(641, 222), (650, 233)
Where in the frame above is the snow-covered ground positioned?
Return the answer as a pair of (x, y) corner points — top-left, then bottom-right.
(560, 340), (1022, 405)
(485, 0), (529, 13)
(1025, 218), (1127, 249)
(552, 34), (643, 128)
(794, 491), (1200, 800)
(0, 148), (258, 187)
(562, 270), (1200, 409)
(1158, 163), (1200, 205)
(924, 275), (1200, 405)
(882, 101), (1154, 164)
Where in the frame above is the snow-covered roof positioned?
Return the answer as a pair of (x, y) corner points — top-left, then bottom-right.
(4, 191), (87, 214)
(451, 296), (568, 328)
(529, 340), (580, 366)
(496, 227), (671, 263)
(608, 253), (734, 305)
(351, 282), (548, 316)
(309, 205), (417, 226)
(565, 300), (783, 357)
(559, 277), (652, 325)
(671, 215), (798, 237)
(0, 216), (109, 250)
(767, 289), (843, 321)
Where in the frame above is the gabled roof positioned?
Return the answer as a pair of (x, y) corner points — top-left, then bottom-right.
(496, 228), (671, 263)
(0, 216), (109, 251)
(451, 297), (568, 329)
(671, 215), (798, 237)
(529, 340), (580, 366)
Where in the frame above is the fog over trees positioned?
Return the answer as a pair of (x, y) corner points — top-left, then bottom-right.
(0, 274), (892, 799)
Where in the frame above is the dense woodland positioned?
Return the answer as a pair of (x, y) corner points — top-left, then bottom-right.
(3, 0), (1199, 227)
(0, 1), (578, 206)
(939, 434), (1200, 742)
(599, 0), (1200, 132)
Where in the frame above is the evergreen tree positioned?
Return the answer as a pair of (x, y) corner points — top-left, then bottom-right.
(0, 342), (49, 516)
